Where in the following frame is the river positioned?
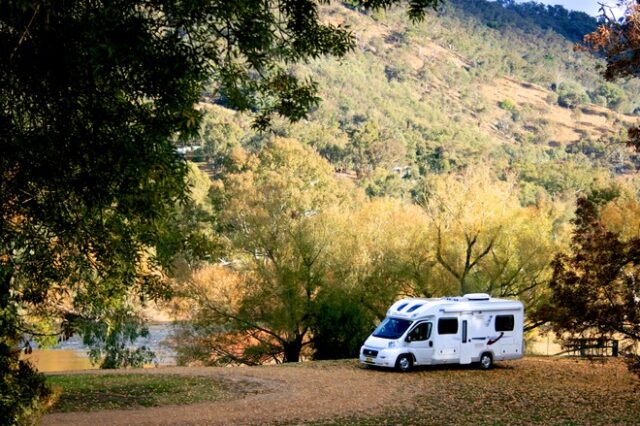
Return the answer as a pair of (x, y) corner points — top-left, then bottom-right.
(23, 323), (177, 372)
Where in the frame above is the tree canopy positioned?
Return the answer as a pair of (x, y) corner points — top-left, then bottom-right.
(544, 196), (640, 371)
(540, 1), (640, 375)
(581, 2), (640, 150)
(1, 0), (442, 423)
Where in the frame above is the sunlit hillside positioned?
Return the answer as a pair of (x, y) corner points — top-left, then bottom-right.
(194, 0), (640, 203)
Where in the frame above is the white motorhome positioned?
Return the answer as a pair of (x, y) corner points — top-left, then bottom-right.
(359, 293), (524, 371)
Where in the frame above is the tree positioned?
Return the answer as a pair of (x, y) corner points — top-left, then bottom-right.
(0, 0), (441, 422)
(589, 82), (625, 110)
(581, 3), (640, 149)
(177, 172), (438, 363)
(422, 169), (560, 320)
(545, 1), (640, 375)
(544, 196), (640, 373)
(346, 121), (407, 178)
(179, 138), (348, 364)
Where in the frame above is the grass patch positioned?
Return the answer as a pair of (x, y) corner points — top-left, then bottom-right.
(47, 374), (234, 412)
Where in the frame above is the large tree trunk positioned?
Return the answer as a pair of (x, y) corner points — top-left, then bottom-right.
(0, 264), (15, 345)
(282, 338), (302, 363)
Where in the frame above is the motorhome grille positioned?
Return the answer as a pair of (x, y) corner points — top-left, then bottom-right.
(363, 349), (378, 357)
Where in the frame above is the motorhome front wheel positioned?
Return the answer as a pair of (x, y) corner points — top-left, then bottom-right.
(396, 354), (413, 372)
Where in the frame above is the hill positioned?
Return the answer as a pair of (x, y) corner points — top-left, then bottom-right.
(190, 0), (640, 204)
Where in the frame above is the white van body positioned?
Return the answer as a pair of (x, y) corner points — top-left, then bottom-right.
(359, 293), (524, 371)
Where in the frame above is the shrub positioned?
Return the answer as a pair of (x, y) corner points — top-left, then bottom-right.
(0, 352), (52, 426)
(499, 98), (517, 112)
(557, 82), (589, 109)
(588, 82), (625, 110)
(310, 289), (375, 360)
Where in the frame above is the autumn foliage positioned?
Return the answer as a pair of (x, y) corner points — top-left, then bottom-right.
(581, 3), (640, 150)
(545, 196), (640, 373)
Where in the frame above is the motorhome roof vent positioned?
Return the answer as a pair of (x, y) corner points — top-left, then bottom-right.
(464, 293), (490, 301)
(406, 304), (423, 313)
(397, 303), (409, 311)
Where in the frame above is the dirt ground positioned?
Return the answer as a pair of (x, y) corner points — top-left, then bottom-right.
(42, 361), (401, 426)
(41, 358), (640, 426)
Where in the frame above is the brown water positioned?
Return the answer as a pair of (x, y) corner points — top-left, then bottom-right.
(22, 349), (94, 372)
(22, 323), (176, 372)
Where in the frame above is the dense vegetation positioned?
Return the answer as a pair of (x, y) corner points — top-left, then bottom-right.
(5, 0), (640, 422)
(171, 0), (640, 367)
(2, 0), (439, 423)
(194, 0), (640, 204)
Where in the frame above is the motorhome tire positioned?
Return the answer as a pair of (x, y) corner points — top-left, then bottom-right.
(396, 354), (413, 372)
(480, 352), (493, 370)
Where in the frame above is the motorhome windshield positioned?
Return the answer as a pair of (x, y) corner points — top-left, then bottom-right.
(372, 317), (413, 339)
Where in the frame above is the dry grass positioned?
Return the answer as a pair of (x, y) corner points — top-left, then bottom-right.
(480, 77), (637, 146)
(42, 358), (640, 426)
(308, 358), (640, 426)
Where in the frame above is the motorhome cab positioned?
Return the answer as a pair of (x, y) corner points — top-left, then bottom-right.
(360, 294), (524, 371)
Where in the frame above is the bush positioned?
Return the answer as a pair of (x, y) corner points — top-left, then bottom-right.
(557, 82), (589, 109)
(499, 98), (517, 112)
(310, 289), (374, 360)
(384, 64), (410, 82)
(588, 82), (625, 110)
(0, 350), (52, 426)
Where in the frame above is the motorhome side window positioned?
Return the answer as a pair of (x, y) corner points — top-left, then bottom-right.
(408, 322), (432, 341)
(495, 315), (515, 332)
(437, 318), (458, 335)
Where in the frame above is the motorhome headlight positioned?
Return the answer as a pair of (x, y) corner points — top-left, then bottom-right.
(388, 341), (396, 348)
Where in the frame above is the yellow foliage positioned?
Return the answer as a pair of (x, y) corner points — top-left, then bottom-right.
(175, 265), (245, 320)
(422, 168), (559, 300)
(601, 188), (640, 240)
(186, 161), (212, 209)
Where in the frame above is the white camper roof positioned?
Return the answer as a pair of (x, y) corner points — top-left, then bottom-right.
(386, 293), (523, 319)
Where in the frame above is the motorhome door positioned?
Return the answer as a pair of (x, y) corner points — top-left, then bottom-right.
(406, 322), (434, 364)
(459, 314), (473, 364)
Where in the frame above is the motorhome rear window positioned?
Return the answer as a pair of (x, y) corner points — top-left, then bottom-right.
(495, 315), (515, 332)
(438, 318), (458, 335)
(406, 304), (422, 313)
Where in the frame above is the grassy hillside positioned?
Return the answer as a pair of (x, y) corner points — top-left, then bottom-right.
(193, 0), (640, 203)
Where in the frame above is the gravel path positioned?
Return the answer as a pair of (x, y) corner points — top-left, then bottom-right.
(42, 362), (410, 426)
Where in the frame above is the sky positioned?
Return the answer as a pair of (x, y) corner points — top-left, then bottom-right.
(532, 0), (628, 17)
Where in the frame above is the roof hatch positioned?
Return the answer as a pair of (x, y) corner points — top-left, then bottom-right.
(464, 293), (490, 301)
